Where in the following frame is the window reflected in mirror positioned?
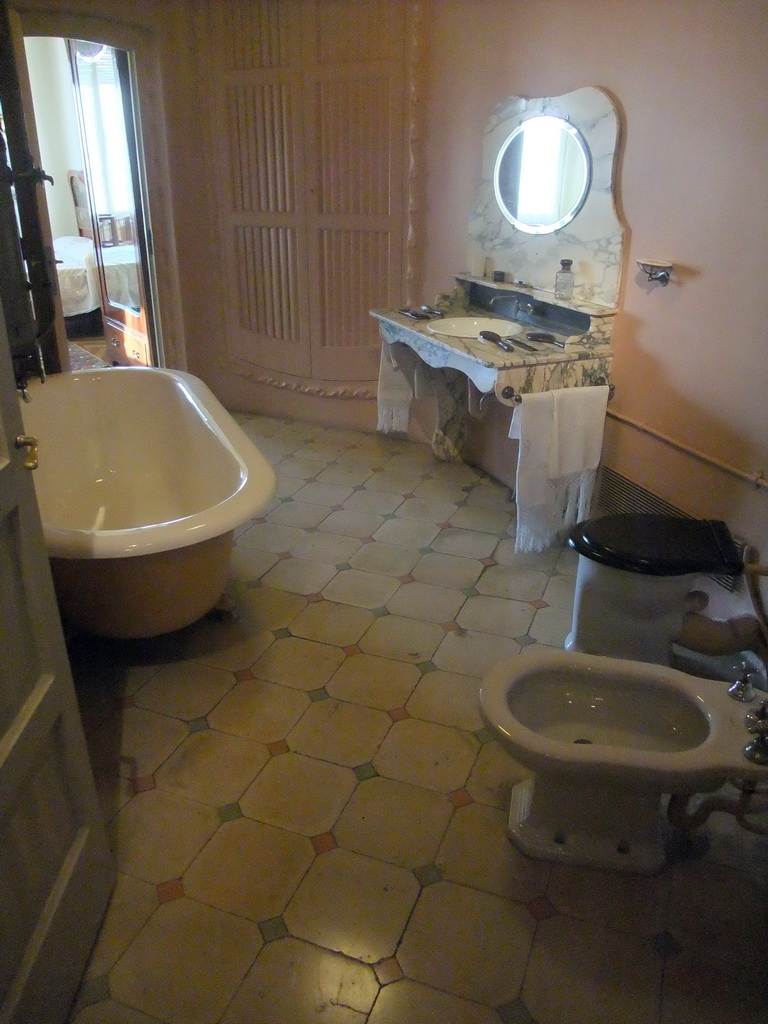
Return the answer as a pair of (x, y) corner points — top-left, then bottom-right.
(494, 115), (591, 235)
(69, 40), (141, 312)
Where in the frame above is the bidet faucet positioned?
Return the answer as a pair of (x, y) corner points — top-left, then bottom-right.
(743, 700), (768, 765)
(490, 295), (519, 316)
(728, 662), (760, 702)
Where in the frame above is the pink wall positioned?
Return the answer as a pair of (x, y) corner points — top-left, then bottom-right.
(420, 0), (768, 561)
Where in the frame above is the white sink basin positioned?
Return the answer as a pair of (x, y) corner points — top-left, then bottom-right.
(427, 317), (522, 339)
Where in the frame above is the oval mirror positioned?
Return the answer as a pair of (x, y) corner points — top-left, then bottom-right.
(493, 115), (591, 234)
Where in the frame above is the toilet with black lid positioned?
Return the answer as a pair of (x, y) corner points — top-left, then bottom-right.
(565, 514), (743, 665)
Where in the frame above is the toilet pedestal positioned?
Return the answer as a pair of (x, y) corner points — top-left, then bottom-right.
(508, 775), (667, 874)
(565, 556), (697, 665)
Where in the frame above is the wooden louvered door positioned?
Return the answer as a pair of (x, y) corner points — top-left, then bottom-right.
(303, 3), (408, 381)
(222, 1), (310, 378)
(211, 0), (411, 386)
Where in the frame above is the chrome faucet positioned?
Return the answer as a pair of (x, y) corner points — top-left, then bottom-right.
(744, 700), (768, 764)
(490, 295), (519, 316)
(728, 661), (761, 702)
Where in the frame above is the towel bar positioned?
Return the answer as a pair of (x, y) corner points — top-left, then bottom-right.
(508, 380), (615, 404)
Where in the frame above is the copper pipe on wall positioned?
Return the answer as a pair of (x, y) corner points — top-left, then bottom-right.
(606, 409), (768, 491)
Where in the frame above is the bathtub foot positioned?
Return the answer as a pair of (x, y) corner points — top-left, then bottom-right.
(208, 590), (239, 623)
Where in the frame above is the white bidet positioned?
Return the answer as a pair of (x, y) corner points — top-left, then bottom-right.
(480, 647), (768, 873)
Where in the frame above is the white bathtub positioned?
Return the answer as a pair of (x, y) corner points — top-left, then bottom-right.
(22, 367), (277, 638)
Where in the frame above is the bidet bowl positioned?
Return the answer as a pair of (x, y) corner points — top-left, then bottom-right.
(506, 668), (709, 752)
(427, 316), (523, 339)
(480, 648), (767, 793)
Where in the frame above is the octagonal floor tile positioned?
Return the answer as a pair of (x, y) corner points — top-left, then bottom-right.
(334, 775), (453, 868)
(109, 788), (219, 885)
(437, 802), (548, 902)
(184, 817), (314, 921)
(465, 741), (530, 809)
(207, 678), (310, 744)
(456, 595), (535, 638)
(134, 661), (235, 722)
(405, 670), (484, 732)
(326, 653), (420, 711)
(252, 635), (345, 690)
(373, 718), (478, 793)
(109, 898), (263, 1024)
(284, 847), (419, 963)
(367, 978), (500, 1024)
(322, 568), (401, 609)
(432, 629), (521, 677)
(397, 880), (534, 1005)
(288, 699), (392, 767)
(155, 730), (269, 807)
(522, 914), (661, 1024)
(358, 614), (444, 665)
(386, 581), (466, 624)
(289, 600), (375, 647)
(221, 936), (378, 1023)
(240, 751), (357, 836)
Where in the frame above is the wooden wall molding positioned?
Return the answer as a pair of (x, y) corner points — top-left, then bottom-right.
(224, 355), (376, 400)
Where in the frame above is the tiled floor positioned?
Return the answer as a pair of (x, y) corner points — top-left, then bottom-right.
(67, 414), (768, 1024)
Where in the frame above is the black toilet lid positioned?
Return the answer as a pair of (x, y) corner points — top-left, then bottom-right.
(568, 514), (743, 576)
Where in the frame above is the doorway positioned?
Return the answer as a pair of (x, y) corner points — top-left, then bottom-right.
(24, 34), (160, 367)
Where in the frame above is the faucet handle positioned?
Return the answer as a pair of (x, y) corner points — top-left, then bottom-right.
(728, 661), (759, 702)
(490, 295), (519, 316)
(744, 700), (768, 733)
(744, 701), (768, 765)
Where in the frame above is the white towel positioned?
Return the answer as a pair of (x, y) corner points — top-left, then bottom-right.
(376, 341), (468, 461)
(508, 386), (609, 552)
(376, 342), (418, 435)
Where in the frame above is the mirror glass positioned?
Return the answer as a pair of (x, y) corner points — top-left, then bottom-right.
(493, 115), (590, 234)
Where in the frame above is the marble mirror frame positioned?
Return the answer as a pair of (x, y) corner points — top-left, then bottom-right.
(468, 87), (624, 308)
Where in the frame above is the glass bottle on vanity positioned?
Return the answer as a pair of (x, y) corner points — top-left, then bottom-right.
(555, 259), (574, 299)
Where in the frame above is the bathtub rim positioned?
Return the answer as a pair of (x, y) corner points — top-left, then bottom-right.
(24, 367), (277, 559)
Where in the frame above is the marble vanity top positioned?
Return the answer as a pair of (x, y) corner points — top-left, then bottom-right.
(371, 307), (613, 406)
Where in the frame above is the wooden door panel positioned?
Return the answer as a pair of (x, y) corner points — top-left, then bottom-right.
(205, 0), (410, 386)
(103, 311), (150, 367)
(0, 511), (36, 738)
(0, 21), (124, 1012)
(310, 227), (397, 381)
(0, 672), (79, 999)
(0, 312), (115, 1024)
(305, 0), (408, 382)
(304, 57), (406, 382)
(223, 70), (312, 377)
(0, 50), (115, 1005)
(226, 222), (311, 376)
(310, 71), (402, 219)
(315, 0), (405, 63)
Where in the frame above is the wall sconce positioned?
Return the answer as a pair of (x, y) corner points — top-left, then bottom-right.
(637, 259), (673, 285)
